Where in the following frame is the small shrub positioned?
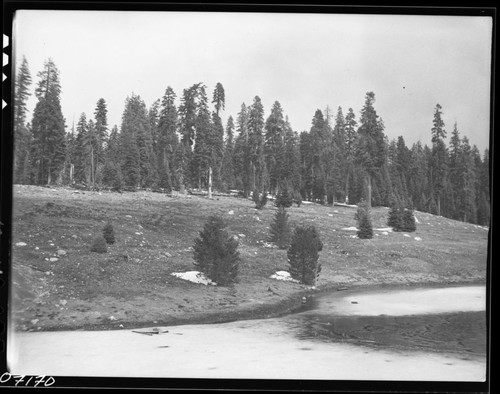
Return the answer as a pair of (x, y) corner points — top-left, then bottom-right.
(275, 187), (293, 208)
(252, 190), (267, 209)
(269, 207), (292, 249)
(253, 189), (268, 209)
(287, 225), (323, 286)
(193, 215), (240, 286)
(90, 235), (108, 253)
(356, 200), (373, 239)
(103, 222), (115, 244)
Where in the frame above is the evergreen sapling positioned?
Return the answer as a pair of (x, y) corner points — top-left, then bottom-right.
(275, 187), (293, 208)
(193, 215), (240, 286)
(287, 225), (323, 286)
(269, 207), (292, 249)
(356, 200), (373, 239)
(402, 208), (417, 232)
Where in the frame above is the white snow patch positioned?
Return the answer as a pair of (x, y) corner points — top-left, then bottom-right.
(375, 227), (393, 232)
(171, 271), (216, 286)
(414, 237), (422, 241)
(301, 200), (313, 204)
(259, 241), (277, 248)
(403, 234), (410, 237)
(270, 271), (299, 283)
(15, 242), (27, 246)
(228, 210), (234, 215)
(238, 234), (246, 238)
(342, 227), (358, 231)
(381, 232), (389, 235)
(328, 214), (333, 217)
(414, 215), (420, 224)
(349, 235), (358, 239)
(334, 202), (358, 208)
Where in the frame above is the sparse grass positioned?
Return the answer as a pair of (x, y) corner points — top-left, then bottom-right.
(10, 185), (488, 331)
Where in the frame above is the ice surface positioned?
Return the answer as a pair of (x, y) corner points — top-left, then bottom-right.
(8, 286), (486, 381)
(314, 286), (486, 317)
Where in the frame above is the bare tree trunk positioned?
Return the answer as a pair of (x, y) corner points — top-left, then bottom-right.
(367, 173), (372, 208)
(208, 166), (213, 199)
(345, 175), (350, 204)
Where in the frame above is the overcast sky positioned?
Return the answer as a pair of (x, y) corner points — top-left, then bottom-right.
(13, 10), (492, 152)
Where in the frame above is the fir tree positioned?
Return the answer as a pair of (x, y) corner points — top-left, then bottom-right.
(356, 200), (373, 239)
(287, 225), (323, 286)
(193, 215), (240, 286)
(233, 103), (252, 196)
(157, 86), (178, 190)
(212, 82), (225, 117)
(309, 109), (330, 203)
(119, 94), (155, 187)
(30, 58), (67, 185)
(430, 103), (448, 216)
(387, 201), (403, 231)
(248, 96), (266, 192)
(192, 85), (213, 192)
(344, 108), (358, 203)
(275, 185), (294, 208)
(401, 208), (417, 232)
(13, 56), (33, 184)
(283, 121), (302, 194)
(265, 101), (286, 195)
(269, 207), (291, 249)
(252, 189), (267, 209)
(221, 115), (236, 190)
(211, 109), (225, 194)
(94, 98), (108, 165)
(354, 92), (387, 208)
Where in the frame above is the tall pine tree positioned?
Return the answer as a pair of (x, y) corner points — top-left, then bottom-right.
(354, 92), (387, 208)
(430, 103), (448, 216)
(30, 58), (67, 185)
(13, 56), (33, 184)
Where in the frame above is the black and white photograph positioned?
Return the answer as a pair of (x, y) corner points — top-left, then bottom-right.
(3, 4), (492, 390)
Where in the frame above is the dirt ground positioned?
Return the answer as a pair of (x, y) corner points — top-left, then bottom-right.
(8, 185), (489, 332)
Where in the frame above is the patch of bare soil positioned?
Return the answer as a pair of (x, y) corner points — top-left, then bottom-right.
(9, 185), (489, 332)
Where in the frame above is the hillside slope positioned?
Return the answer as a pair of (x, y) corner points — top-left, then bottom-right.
(10, 185), (489, 331)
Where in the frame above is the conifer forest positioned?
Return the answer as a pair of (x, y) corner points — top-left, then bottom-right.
(13, 57), (490, 226)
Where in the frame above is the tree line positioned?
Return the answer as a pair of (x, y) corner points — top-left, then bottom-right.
(13, 57), (490, 226)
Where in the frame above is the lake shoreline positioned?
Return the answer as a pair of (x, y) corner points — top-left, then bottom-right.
(22, 278), (487, 333)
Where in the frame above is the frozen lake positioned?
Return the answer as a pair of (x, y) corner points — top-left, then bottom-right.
(8, 285), (487, 381)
